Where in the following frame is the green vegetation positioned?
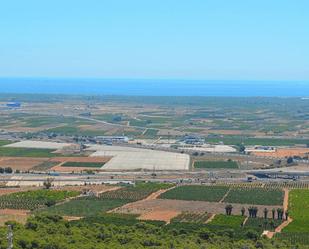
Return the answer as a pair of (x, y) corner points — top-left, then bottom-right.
(39, 198), (128, 216)
(245, 218), (282, 231)
(171, 212), (210, 224)
(160, 185), (229, 202)
(194, 160), (239, 169)
(100, 182), (172, 201)
(223, 188), (284, 205)
(283, 189), (309, 233)
(0, 140), (12, 146)
(0, 147), (58, 157)
(45, 125), (107, 136)
(0, 190), (79, 210)
(209, 214), (245, 228)
(0, 214), (292, 249)
(61, 161), (105, 168)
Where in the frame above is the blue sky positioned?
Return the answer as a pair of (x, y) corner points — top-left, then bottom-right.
(0, 0), (308, 80)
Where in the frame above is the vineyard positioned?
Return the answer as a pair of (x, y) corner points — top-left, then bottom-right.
(222, 188), (284, 205)
(99, 182), (172, 201)
(160, 185), (283, 205)
(159, 185), (229, 202)
(0, 190), (79, 210)
(171, 212), (211, 224)
(209, 214), (245, 228)
(276, 232), (309, 245)
(40, 198), (129, 216)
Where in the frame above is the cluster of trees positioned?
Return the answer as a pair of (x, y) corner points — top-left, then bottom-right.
(0, 214), (295, 249)
(0, 167), (13, 174)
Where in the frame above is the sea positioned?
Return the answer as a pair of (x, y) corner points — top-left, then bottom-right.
(0, 78), (308, 97)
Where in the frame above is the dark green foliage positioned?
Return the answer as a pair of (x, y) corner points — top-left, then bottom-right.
(194, 160), (239, 169)
(61, 162), (105, 168)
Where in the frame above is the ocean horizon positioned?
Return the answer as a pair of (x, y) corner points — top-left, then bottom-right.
(0, 78), (308, 97)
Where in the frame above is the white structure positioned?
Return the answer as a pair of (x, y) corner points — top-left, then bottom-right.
(4, 141), (72, 150)
(88, 144), (190, 171)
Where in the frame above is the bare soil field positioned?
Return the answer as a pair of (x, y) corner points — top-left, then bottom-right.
(0, 157), (48, 170)
(0, 209), (29, 225)
(138, 210), (180, 223)
(252, 148), (309, 158)
(114, 199), (282, 221)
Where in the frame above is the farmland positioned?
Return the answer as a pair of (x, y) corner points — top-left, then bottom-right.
(159, 185), (229, 202)
(0, 147), (59, 157)
(61, 161), (105, 168)
(283, 189), (309, 232)
(194, 160), (239, 169)
(209, 214), (245, 228)
(39, 198), (128, 217)
(244, 217), (282, 231)
(0, 190), (79, 210)
(223, 188), (284, 205)
(171, 212), (210, 223)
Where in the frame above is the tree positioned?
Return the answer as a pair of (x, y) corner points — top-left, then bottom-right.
(285, 210), (289, 220)
(225, 204), (233, 215)
(287, 157), (294, 164)
(43, 178), (54, 189)
(263, 208), (268, 219)
(272, 208), (276, 219)
(0, 167), (4, 174)
(4, 167), (13, 174)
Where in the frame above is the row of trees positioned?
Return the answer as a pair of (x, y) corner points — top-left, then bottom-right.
(225, 205), (289, 220)
(0, 167), (13, 174)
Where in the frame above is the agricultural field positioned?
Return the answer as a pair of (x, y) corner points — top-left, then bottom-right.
(171, 212), (211, 224)
(223, 188), (284, 206)
(209, 214), (245, 228)
(61, 162), (105, 168)
(194, 160), (239, 169)
(159, 185), (229, 202)
(0, 190), (80, 210)
(100, 182), (172, 201)
(283, 189), (309, 233)
(0, 157), (48, 171)
(0, 147), (59, 157)
(0, 140), (13, 146)
(39, 198), (128, 217)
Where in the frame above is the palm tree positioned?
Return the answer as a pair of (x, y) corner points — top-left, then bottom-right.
(225, 204), (233, 215)
(272, 208), (276, 219)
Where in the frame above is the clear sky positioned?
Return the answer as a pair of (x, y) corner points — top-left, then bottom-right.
(0, 0), (308, 80)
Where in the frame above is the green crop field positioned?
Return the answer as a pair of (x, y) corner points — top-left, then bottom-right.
(283, 189), (309, 233)
(209, 214), (245, 228)
(194, 160), (239, 169)
(0, 147), (58, 157)
(39, 198), (128, 216)
(223, 188), (284, 205)
(0, 140), (13, 146)
(159, 185), (229, 202)
(100, 182), (172, 201)
(0, 190), (79, 210)
(61, 162), (105, 168)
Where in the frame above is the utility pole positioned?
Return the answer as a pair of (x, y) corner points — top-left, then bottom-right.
(7, 224), (13, 249)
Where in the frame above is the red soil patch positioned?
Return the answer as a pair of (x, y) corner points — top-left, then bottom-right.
(138, 210), (180, 223)
(0, 157), (48, 170)
(252, 148), (309, 158)
(0, 187), (39, 196)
